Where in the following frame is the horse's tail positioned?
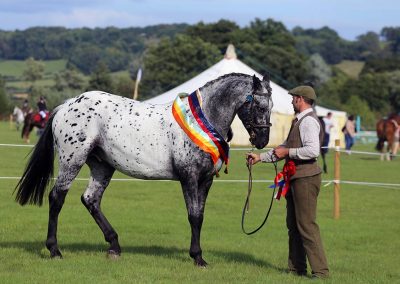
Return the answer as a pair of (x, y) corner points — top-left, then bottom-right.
(375, 119), (386, 151)
(375, 137), (385, 151)
(15, 114), (56, 206)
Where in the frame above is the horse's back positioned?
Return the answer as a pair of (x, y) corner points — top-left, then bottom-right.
(53, 91), (184, 179)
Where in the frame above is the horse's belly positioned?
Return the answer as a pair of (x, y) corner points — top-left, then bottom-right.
(100, 136), (178, 180)
(111, 155), (177, 180)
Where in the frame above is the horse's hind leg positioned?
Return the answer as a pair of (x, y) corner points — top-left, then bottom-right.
(81, 156), (120, 258)
(181, 175), (213, 267)
(46, 164), (83, 258)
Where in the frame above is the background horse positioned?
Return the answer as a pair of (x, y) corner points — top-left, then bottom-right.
(21, 111), (49, 143)
(15, 73), (273, 267)
(11, 106), (25, 131)
(376, 114), (400, 160)
(318, 116), (328, 173)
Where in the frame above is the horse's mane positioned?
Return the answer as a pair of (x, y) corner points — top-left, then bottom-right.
(202, 73), (251, 89)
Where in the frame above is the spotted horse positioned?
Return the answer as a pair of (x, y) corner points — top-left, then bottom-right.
(15, 73), (273, 267)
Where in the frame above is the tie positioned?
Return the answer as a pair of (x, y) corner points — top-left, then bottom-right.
(289, 118), (298, 133)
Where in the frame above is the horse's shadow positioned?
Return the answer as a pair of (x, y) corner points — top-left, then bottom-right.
(0, 240), (283, 271)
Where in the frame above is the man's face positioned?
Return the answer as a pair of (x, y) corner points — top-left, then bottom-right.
(291, 95), (301, 114)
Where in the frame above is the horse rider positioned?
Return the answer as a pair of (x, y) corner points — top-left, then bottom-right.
(37, 96), (48, 123)
(21, 99), (31, 117)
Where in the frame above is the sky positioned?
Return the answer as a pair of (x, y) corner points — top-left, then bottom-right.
(0, 0), (399, 40)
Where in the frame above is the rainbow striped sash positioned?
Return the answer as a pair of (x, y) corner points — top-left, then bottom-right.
(172, 90), (229, 168)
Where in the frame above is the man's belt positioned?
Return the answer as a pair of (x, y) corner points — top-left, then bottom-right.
(291, 158), (317, 165)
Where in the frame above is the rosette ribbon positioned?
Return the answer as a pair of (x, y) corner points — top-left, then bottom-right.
(270, 160), (296, 200)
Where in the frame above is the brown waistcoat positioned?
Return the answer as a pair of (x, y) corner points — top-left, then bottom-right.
(286, 111), (324, 180)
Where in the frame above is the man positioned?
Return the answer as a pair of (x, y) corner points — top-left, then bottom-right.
(247, 85), (329, 279)
(322, 112), (333, 154)
(343, 115), (356, 154)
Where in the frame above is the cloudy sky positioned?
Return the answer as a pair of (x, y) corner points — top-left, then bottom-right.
(0, 0), (398, 40)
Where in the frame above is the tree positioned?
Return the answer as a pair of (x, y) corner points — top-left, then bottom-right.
(140, 35), (221, 99)
(316, 68), (349, 109)
(341, 73), (390, 114)
(87, 62), (114, 93)
(355, 32), (381, 59)
(293, 26), (354, 64)
(307, 53), (332, 85)
(185, 20), (240, 54)
(23, 57), (44, 83)
(113, 76), (135, 98)
(342, 96), (376, 130)
(234, 18), (309, 88)
(385, 70), (400, 112)
(53, 68), (85, 91)
(0, 76), (10, 115)
(381, 27), (400, 55)
(68, 44), (102, 75)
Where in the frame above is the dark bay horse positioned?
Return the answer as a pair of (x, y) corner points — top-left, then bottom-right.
(15, 73), (273, 266)
(21, 111), (50, 143)
(376, 114), (400, 160)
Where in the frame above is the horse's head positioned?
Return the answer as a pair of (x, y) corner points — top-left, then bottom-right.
(237, 75), (273, 149)
(13, 106), (19, 116)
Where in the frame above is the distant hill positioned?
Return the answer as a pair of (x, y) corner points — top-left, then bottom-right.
(335, 60), (365, 78)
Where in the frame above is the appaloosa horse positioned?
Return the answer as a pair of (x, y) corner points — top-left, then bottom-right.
(15, 73), (273, 266)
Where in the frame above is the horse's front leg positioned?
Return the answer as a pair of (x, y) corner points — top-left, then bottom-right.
(180, 175), (213, 267)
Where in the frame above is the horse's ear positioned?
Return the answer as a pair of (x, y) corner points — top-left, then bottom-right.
(252, 75), (262, 90)
(262, 73), (270, 82)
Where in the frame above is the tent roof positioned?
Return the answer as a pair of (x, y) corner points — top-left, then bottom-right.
(145, 45), (346, 117)
(145, 53), (294, 114)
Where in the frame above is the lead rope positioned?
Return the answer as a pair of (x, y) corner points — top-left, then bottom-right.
(241, 151), (278, 235)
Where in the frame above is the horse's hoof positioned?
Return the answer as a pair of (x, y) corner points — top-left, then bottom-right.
(194, 257), (208, 268)
(50, 249), (63, 259)
(107, 250), (120, 260)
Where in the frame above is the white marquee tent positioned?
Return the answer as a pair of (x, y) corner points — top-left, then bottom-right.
(145, 45), (347, 146)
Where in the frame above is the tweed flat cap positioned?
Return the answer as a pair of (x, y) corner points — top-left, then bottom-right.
(288, 86), (317, 100)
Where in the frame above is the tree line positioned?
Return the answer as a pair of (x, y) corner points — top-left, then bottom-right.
(0, 19), (399, 128)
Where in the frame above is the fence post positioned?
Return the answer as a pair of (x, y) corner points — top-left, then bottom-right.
(333, 139), (341, 219)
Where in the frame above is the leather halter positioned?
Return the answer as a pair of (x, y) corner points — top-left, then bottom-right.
(243, 92), (272, 142)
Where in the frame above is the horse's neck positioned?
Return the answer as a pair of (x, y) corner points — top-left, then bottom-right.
(199, 81), (247, 137)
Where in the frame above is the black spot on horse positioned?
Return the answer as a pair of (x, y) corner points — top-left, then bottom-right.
(75, 96), (85, 103)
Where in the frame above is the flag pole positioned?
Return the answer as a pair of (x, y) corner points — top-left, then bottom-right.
(133, 68), (142, 100)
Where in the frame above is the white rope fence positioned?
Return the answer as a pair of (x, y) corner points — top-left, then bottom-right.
(1, 143), (399, 191)
(321, 145), (399, 158)
(1, 176), (399, 190)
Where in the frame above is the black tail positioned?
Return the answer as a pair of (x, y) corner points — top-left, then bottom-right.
(15, 114), (56, 206)
(375, 137), (385, 151)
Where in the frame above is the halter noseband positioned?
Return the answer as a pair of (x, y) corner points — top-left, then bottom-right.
(244, 93), (272, 131)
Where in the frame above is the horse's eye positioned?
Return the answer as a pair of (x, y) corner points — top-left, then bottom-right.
(257, 105), (267, 112)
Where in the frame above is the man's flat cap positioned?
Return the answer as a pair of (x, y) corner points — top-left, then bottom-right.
(288, 86), (317, 100)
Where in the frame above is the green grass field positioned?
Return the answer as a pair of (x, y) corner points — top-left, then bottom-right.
(0, 59), (67, 78)
(0, 121), (399, 283)
(335, 60), (365, 79)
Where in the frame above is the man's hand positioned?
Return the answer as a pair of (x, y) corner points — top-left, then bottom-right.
(273, 146), (289, 159)
(245, 152), (261, 165)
